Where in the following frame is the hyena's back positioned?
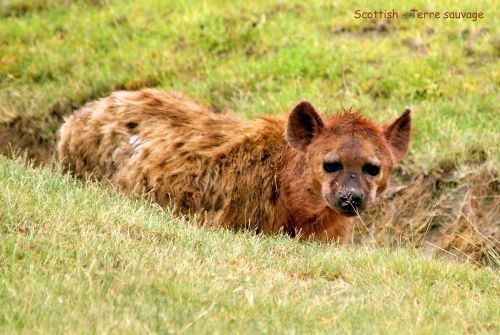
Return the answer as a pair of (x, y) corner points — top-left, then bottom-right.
(59, 89), (230, 179)
(58, 89), (284, 232)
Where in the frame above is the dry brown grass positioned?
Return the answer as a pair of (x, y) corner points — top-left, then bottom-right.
(355, 158), (499, 267)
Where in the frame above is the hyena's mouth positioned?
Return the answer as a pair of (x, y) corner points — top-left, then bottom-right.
(324, 199), (362, 217)
(336, 206), (360, 217)
(325, 193), (365, 217)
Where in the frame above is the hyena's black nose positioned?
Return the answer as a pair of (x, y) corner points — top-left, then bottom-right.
(339, 190), (364, 210)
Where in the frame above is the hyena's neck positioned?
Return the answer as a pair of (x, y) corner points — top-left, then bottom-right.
(275, 145), (351, 241)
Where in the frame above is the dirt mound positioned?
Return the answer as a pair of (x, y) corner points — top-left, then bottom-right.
(355, 160), (499, 267)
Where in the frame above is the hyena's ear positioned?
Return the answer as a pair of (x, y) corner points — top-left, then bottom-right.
(286, 101), (324, 152)
(383, 108), (412, 163)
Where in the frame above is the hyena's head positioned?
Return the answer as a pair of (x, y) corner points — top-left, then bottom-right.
(286, 101), (411, 216)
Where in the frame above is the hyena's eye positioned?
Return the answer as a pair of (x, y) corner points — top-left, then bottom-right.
(363, 163), (380, 176)
(323, 161), (343, 173)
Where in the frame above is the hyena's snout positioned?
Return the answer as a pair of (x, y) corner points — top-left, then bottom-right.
(338, 188), (364, 214)
(335, 172), (366, 216)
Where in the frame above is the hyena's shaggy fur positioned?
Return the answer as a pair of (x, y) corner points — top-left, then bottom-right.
(58, 89), (411, 241)
(59, 89), (291, 234)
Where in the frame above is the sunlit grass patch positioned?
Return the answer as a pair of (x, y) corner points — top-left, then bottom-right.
(0, 157), (498, 333)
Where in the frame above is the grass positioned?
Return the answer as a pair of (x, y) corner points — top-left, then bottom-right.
(0, 0), (499, 333)
(1, 156), (499, 333)
(0, 0), (499, 168)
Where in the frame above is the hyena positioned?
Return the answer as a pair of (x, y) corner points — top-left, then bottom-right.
(58, 89), (411, 241)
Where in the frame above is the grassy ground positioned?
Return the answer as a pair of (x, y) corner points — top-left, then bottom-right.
(1, 0), (498, 167)
(0, 0), (499, 333)
(1, 157), (499, 334)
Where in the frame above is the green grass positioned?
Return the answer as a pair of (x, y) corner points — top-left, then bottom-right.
(1, 0), (499, 333)
(1, 0), (499, 168)
(1, 157), (499, 334)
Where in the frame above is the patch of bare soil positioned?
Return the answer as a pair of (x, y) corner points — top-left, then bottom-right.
(0, 125), (56, 165)
(0, 0), (108, 18)
(330, 19), (402, 38)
